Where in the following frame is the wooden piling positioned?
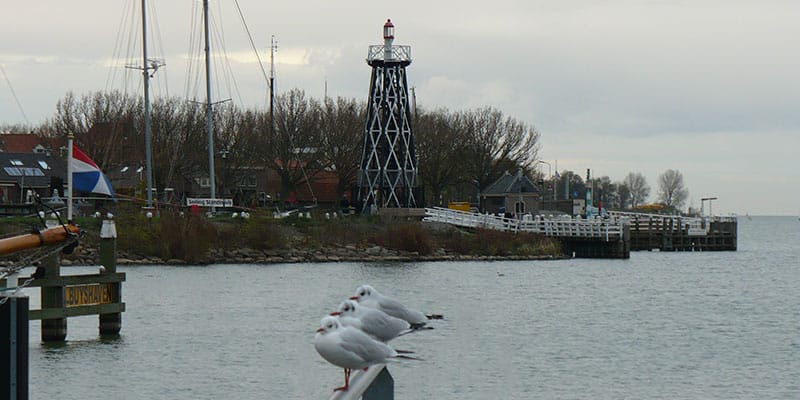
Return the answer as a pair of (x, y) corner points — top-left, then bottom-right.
(40, 254), (66, 342)
(98, 219), (121, 336)
(1, 295), (29, 400)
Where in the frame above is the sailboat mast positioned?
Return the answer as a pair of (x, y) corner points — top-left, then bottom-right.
(203, 0), (217, 207)
(269, 35), (276, 130)
(141, 0), (154, 208)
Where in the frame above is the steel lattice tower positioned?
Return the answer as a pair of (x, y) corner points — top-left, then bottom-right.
(357, 19), (418, 213)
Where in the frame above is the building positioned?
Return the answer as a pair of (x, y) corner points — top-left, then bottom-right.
(480, 170), (541, 216)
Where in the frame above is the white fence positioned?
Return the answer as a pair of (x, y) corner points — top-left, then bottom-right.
(423, 207), (625, 241)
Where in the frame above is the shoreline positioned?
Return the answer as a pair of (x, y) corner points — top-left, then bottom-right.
(55, 244), (561, 266)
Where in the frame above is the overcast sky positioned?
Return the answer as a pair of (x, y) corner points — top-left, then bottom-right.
(2, 0), (798, 215)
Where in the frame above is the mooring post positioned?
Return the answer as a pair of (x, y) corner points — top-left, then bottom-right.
(40, 254), (66, 342)
(99, 218), (121, 336)
(1, 293), (29, 400)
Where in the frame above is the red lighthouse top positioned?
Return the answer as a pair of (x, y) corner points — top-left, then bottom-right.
(383, 19), (395, 40)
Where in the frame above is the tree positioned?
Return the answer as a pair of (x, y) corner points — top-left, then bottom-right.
(657, 169), (689, 211)
(460, 106), (541, 195)
(262, 89), (323, 202)
(624, 172), (650, 208)
(318, 96), (365, 201)
(414, 107), (467, 206)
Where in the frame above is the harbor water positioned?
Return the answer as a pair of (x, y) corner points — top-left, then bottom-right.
(26, 216), (799, 399)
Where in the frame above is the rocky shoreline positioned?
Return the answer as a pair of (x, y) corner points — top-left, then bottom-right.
(56, 243), (559, 266)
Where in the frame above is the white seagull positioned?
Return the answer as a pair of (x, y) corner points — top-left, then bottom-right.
(350, 284), (443, 329)
(314, 315), (418, 392)
(330, 299), (412, 342)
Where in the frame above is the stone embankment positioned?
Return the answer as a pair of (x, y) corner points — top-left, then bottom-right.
(53, 244), (556, 266)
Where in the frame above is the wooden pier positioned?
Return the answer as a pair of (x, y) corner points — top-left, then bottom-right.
(424, 207), (630, 258)
(608, 211), (737, 251)
(424, 208), (737, 258)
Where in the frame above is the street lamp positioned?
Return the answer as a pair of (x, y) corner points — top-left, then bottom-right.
(536, 160), (554, 201)
(701, 197), (718, 217)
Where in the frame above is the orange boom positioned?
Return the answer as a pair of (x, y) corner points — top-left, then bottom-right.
(0, 225), (81, 256)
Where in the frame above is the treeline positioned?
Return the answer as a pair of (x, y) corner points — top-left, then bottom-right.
(8, 89), (689, 212)
(22, 89), (542, 206)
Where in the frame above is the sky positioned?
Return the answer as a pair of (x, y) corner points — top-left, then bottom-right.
(1, 0), (798, 215)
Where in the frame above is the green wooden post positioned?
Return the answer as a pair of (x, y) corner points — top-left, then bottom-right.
(1, 294), (29, 400)
(40, 254), (66, 342)
(99, 219), (121, 336)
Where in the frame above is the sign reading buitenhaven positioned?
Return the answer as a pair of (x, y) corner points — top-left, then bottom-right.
(186, 198), (234, 207)
(65, 283), (114, 307)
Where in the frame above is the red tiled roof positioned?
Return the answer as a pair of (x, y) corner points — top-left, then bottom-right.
(0, 133), (43, 153)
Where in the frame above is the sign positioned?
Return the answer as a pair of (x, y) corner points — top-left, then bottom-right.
(65, 283), (114, 307)
(186, 198), (233, 207)
(687, 228), (708, 237)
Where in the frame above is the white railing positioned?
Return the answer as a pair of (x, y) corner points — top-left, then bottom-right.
(423, 207), (624, 241)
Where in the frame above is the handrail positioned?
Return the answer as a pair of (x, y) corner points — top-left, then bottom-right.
(423, 207), (624, 241)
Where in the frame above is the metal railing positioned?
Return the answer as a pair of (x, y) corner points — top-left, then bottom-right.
(423, 207), (624, 241)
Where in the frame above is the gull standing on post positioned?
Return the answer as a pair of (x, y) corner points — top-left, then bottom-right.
(314, 316), (418, 392)
(350, 285), (442, 329)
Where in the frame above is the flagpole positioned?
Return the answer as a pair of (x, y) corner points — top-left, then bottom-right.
(67, 132), (74, 222)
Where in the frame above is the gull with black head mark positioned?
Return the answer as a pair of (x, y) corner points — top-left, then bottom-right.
(314, 315), (418, 392)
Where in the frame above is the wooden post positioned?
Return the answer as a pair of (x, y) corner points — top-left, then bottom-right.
(99, 219), (121, 336)
(40, 254), (66, 342)
(1, 294), (29, 400)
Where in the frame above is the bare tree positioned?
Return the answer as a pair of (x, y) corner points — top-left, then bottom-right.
(414, 107), (469, 206)
(657, 169), (688, 210)
(624, 172), (650, 208)
(318, 96), (365, 201)
(263, 89), (323, 202)
(461, 106), (541, 194)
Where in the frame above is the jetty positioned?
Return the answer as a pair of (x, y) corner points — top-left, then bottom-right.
(424, 207), (738, 258)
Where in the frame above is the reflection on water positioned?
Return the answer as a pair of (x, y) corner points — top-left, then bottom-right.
(24, 217), (800, 399)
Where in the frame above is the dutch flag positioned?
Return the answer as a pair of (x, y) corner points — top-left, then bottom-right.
(71, 144), (115, 198)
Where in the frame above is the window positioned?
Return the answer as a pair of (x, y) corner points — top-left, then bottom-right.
(10, 159), (23, 166)
(4, 167), (21, 176)
(37, 160), (50, 169)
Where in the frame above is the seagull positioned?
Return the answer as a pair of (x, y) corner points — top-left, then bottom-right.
(331, 299), (418, 342)
(314, 315), (418, 392)
(350, 285), (443, 329)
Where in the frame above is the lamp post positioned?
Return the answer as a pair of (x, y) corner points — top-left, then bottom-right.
(701, 197), (718, 217)
(536, 160), (552, 201)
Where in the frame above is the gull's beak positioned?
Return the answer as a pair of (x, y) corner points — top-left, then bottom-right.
(349, 296), (358, 300)
(316, 327), (325, 333)
(330, 311), (341, 316)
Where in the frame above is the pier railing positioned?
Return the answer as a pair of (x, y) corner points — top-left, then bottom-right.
(424, 207), (624, 241)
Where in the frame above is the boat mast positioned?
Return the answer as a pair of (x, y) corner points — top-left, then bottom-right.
(141, 0), (154, 208)
(269, 35), (276, 131)
(203, 0), (216, 210)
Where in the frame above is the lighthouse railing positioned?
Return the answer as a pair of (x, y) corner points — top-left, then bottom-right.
(367, 45), (412, 62)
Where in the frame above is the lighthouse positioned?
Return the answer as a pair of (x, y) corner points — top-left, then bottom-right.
(357, 19), (419, 213)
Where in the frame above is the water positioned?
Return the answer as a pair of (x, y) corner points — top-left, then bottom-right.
(24, 216), (800, 399)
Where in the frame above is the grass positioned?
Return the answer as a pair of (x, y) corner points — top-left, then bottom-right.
(2, 208), (563, 263)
